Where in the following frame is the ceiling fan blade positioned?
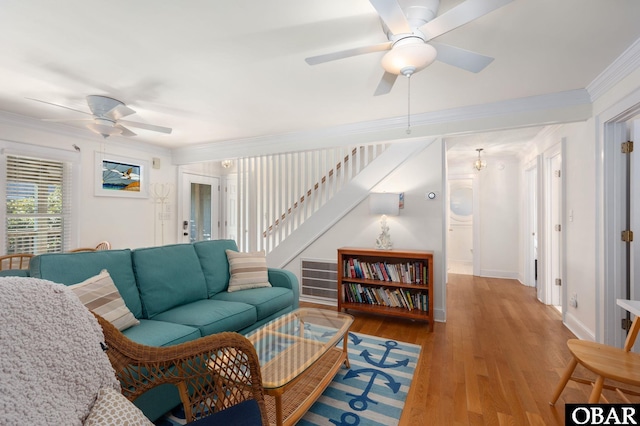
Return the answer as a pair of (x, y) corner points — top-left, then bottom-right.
(374, 72), (398, 96)
(115, 124), (137, 137)
(106, 104), (136, 121)
(369, 0), (412, 35)
(41, 118), (93, 122)
(26, 97), (91, 116)
(305, 41), (392, 65)
(421, 0), (514, 40)
(430, 42), (494, 73)
(119, 120), (172, 134)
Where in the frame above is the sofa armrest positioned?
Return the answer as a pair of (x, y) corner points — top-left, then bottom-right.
(268, 268), (300, 309)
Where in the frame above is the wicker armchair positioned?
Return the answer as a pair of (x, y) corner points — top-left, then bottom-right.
(95, 314), (268, 424)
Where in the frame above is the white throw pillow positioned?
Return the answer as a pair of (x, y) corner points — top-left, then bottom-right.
(69, 269), (140, 331)
(84, 387), (153, 426)
(226, 249), (272, 293)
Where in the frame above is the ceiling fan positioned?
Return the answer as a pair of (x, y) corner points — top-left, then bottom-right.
(29, 95), (172, 138)
(305, 0), (514, 96)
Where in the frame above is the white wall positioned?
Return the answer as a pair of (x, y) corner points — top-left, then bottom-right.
(283, 140), (447, 321)
(477, 158), (520, 278)
(520, 122), (596, 339)
(0, 116), (178, 250)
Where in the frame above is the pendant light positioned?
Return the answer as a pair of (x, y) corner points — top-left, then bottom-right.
(474, 148), (487, 171)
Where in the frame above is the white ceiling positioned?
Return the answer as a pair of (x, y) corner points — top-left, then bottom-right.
(0, 0), (639, 155)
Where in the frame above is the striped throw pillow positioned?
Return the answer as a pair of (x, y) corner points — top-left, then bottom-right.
(225, 250), (272, 293)
(69, 269), (140, 331)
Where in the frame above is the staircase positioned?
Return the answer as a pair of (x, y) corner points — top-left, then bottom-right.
(235, 139), (435, 267)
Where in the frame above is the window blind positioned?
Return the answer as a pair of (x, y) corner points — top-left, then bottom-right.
(5, 155), (71, 254)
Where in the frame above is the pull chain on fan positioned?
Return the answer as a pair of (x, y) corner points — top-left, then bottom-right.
(406, 74), (411, 135)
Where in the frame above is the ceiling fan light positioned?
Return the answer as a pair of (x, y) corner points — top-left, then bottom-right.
(381, 40), (437, 75)
(87, 122), (122, 139)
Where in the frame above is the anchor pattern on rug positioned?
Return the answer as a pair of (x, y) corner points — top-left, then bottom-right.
(329, 332), (409, 426)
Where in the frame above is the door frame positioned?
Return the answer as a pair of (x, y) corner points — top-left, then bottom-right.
(598, 87), (640, 346)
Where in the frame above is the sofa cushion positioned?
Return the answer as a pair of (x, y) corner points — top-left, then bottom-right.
(193, 239), (238, 297)
(29, 250), (143, 318)
(225, 249), (271, 292)
(212, 287), (293, 321)
(122, 319), (201, 347)
(152, 299), (257, 336)
(69, 269), (139, 331)
(132, 244), (208, 318)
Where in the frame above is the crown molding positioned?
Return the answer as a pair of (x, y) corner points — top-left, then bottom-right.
(172, 89), (592, 165)
(587, 37), (640, 102)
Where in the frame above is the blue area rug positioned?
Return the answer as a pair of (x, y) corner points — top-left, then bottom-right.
(155, 332), (420, 426)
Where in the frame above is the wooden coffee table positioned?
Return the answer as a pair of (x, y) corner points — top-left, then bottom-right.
(245, 308), (354, 426)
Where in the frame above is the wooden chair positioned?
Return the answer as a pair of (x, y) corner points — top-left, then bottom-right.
(0, 253), (34, 270)
(550, 306), (640, 404)
(95, 314), (268, 424)
(69, 241), (111, 252)
(68, 247), (97, 253)
(95, 241), (111, 250)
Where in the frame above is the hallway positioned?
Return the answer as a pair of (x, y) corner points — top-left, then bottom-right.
(312, 274), (633, 425)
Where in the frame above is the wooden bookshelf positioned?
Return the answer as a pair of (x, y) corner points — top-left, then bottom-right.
(337, 247), (434, 331)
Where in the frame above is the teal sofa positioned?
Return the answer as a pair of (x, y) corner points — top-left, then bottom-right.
(27, 239), (299, 421)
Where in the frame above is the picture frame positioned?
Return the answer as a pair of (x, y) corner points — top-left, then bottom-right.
(94, 152), (149, 198)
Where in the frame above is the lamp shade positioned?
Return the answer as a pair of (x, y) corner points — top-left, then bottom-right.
(369, 193), (399, 216)
(381, 38), (437, 76)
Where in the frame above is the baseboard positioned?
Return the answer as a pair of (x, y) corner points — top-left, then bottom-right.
(434, 308), (446, 323)
(563, 311), (595, 341)
(479, 269), (519, 280)
(299, 296), (337, 307)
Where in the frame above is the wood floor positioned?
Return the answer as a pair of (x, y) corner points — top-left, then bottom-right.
(301, 273), (628, 425)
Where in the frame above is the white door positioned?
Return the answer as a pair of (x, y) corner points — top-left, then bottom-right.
(549, 153), (562, 308)
(525, 164), (538, 290)
(628, 119), (640, 349)
(618, 118), (640, 348)
(543, 146), (563, 310)
(448, 178), (474, 275)
(224, 174), (238, 243)
(180, 173), (220, 243)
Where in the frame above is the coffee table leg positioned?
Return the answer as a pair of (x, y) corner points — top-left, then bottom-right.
(343, 333), (350, 369)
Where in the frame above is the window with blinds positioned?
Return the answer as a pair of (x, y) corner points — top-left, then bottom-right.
(5, 155), (71, 254)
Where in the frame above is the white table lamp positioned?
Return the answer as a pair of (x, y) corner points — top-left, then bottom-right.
(369, 193), (399, 250)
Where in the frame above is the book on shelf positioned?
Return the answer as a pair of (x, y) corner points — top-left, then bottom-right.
(342, 258), (429, 285)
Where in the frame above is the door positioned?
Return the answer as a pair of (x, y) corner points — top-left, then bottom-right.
(627, 119), (640, 349)
(180, 173), (220, 243)
(548, 152), (562, 308)
(224, 174), (238, 243)
(616, 118), (639, 348)
(448, 177), (475, 275)
(631, 119), (640, 301)
(542, 144), (563, 310)
(525, 163), (538, 290)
